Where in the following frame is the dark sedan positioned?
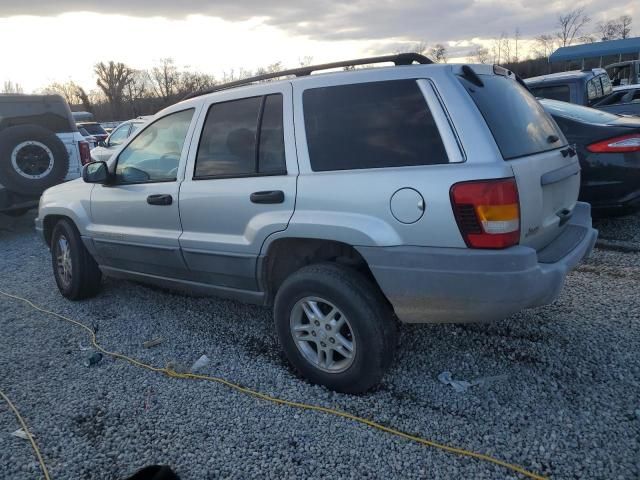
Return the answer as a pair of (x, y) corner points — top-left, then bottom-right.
(540, 99), (640, 215)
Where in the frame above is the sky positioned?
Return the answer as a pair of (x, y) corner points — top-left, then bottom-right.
(0, 0), (638, 93)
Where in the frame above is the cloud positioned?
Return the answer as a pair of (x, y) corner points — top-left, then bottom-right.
(1, 0), (638, 45)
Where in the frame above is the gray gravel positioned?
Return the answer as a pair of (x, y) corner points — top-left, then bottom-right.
(1, 211), (639, 480)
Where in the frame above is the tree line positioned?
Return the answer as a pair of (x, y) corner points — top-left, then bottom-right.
(1, 10), (633, 120)
(466, 10), (633, 78)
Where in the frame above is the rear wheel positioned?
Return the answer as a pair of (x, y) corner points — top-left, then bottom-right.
(274, 263), (397, 393)
(51, 219), (102, 300)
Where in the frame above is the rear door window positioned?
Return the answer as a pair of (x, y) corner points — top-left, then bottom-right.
(303, 80), (449, 171)
(457, 74), (566, 160)
(194, 94), (286, 178)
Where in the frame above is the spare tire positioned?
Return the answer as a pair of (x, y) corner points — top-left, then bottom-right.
(0, 125), (69, 195)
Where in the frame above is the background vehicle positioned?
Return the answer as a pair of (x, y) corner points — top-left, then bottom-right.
(78, 127), (98, 149)
(541, 98), (640, 214)
(37, 55), (596, 392)
(591, 84), (640, 116)
(90, 117), (148, 162)
(525, 69), (613, 106)
(0, 94), (90, 215)
(72, 111), (94, 123)
(606, 60), (640, 87)
(76, 121), (108, 143)
(100, 121), (121, 134)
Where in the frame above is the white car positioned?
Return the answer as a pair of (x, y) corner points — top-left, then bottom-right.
(90, 117), (149, 162)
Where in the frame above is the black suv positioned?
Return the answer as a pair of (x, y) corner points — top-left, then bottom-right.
(0, 94), (90, 216)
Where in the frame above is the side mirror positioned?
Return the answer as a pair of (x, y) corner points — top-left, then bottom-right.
(82, 161), (110, 184)
(97, 140), (107, 148)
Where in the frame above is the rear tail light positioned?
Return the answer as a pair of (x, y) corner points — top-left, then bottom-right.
(587, 133), (640, 153)
(78, 141), (91, 165)
(450, 178), (520, 249)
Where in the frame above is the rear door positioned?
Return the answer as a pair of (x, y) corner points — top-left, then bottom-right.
(458, 71), (580, 250)
(178, 84), (297, 291)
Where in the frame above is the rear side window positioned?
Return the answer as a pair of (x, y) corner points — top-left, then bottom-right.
(0, 97), (74, 133)
(194, 94), (286, 178)
(529, 85), (570, 102)
(303, 80), (449, 171)
(458, 74), (566, 160)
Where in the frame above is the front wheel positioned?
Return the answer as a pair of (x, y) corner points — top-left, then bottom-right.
(51, 219), (102, 300)
(274, 263), (397, 393)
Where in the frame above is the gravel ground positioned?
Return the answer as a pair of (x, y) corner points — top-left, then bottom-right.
(1, 211), (639, 480)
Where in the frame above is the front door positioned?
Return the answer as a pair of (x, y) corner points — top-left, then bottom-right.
(178, 85), (297, 291)
(88, 108), (198, 277)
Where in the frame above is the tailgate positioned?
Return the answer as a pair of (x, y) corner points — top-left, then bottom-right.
(509, 149), (580, 250)
(455, 67), (581, 251)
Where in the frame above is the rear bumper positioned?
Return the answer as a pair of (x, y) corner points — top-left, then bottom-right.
(357, 202), (598, 324)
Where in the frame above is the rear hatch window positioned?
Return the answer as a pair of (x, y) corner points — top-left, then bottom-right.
(82, 123), (108, 135)
(457, 74), (566, 160)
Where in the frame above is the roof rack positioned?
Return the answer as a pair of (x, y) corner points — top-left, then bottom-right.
(182, 53), (433, 101)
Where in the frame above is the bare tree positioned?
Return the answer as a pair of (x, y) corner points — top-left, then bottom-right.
(124, 70), (152, 116)
(41, 81), (92, 110)
(178, 71), (216, 95)
(597, 19), (621, 40)
(298, 56), (314, 67)
(75, 85), (92, 112)
(514, 28), (521, 63)
(468, 45), (490, 64)
(2, 80), (24, 94)
(42, 81), (79, 104)
(150, 58), (180, 102)
(94, 61), (134, 117)
(429, 44), (447, 63)
(490, 35), (503, 63)
(619, 15), (632, 39)
(555, 8), (591, 47)
(534, 34), (556, 59)
(501, 33), (513, 64)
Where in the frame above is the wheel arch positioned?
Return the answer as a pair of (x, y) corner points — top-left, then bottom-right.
(259, 237), (391, 310)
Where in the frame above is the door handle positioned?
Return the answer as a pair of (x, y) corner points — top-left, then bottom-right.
(250, 190), (285, 204)
(147, 194), (173, 206)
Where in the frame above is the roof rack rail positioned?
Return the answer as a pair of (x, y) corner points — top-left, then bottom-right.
(182, 53), (433, 101)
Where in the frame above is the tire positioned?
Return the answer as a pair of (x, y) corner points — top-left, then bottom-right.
(274, 263), (397, 393)
(51, 219), (102, 300)
(0, 125), (69, 195)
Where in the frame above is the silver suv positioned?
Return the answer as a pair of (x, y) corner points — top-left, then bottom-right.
(36, 54), (597, 393)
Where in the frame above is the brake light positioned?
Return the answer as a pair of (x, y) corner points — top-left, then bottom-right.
(450, 178), (520, 249)
(587, 133), (640, 153)
(78, 141), (91, 165)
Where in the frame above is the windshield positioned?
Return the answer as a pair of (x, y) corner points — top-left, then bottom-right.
(540, 99), (621, 125)
(457, 74), (567, 160)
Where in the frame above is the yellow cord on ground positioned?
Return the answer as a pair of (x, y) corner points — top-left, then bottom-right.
(0, 289), (548, 480)
(0, 388), (52, 480)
